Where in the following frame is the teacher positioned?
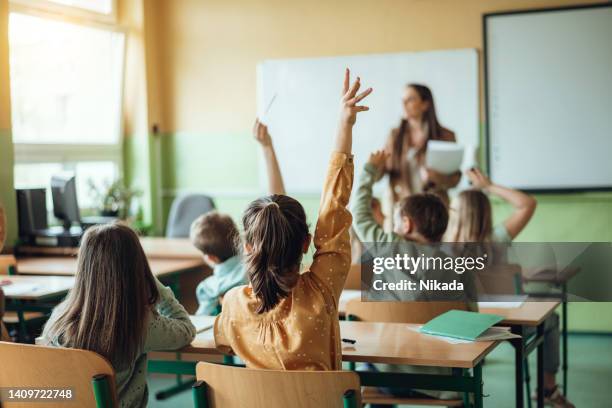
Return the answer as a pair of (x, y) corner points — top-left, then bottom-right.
(384, 83), (461, 205)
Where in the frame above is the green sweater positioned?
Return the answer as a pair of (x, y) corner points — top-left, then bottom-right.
(352, 162), (400, 244)
(42, 279), (196, 408)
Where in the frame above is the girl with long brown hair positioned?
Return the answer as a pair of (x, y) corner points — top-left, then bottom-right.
(444, 170), (573, 407)
(214, 69), (372, 370)
(384, 84), (460, 220)
(42, 222), (196, 407)
(445, 168), (537, 243)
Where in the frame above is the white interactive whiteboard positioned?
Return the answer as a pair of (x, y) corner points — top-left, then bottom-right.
(485, 4), (612, 191)
(257, 49), (479, 194)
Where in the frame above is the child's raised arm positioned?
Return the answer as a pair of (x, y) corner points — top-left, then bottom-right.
(311, 69), (372, 299)
(253, 119), (286, 195)
(467, 168), (537, 240)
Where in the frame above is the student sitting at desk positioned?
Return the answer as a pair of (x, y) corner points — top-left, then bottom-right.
(191, 211), (247, 315)
(42, 223), (196, 408)
(214, 69), (371, 370)
(190, 118), (287, 315)
(352, 150), (475, 403)
(445, 168), (573, 407)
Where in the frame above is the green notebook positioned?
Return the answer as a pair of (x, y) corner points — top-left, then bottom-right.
(420, 310), (504, 341)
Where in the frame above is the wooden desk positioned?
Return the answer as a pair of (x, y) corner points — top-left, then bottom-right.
(17, 237), (202, 259)
(480, 301), (559, 327)
(150, 318), (500, 407)
(1, 275), (74, 301)
(139, 237), (202, 259)
(184, 320), (496, 369)
(1, 275), (75, 341)
(16, 257), (204, 279)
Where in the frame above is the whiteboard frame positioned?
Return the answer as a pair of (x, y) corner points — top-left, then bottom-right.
(483, 2), (612, 193)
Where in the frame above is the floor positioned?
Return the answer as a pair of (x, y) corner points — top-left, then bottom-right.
(148, 334), (611, 407)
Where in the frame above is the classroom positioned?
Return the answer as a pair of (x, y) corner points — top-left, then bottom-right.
(0, 0), (611, 407)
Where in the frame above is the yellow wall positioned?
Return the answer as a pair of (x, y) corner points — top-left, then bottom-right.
(151, 0), (605, 134)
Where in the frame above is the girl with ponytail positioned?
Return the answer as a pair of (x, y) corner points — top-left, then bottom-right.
(214, 69), (372, 370)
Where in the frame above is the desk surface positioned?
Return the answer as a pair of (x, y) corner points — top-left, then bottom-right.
(338, 290), (559, 327)
(480, 301), (559, 326)
(1, 275), (75, 300)
(139, 237), (202, 259)
(17, 237), (202, 260)
(183, 319), (498, 369)
(16, 257), (205, 278)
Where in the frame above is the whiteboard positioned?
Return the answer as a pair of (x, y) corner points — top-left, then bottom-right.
(257, 49), (479, 194)
(485, 5), (612, 191)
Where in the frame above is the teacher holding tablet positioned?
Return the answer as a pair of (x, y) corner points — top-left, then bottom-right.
(385, 84), (461, 205)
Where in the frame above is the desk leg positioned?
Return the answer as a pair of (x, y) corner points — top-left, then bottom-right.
(537, 324), (545, 408)
(474, 363), (483, 408)
(511, 325), (525, 408)
(562, 283), (568, 396)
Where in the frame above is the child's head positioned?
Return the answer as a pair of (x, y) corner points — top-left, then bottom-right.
(393, 193), (448, 243)
(190, 211), (239, 265)
(45, 222), (159, 365)
(242, 194), (311, 314)
(445, 189), (492, 242)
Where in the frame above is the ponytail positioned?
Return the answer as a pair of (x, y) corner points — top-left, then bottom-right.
(242, 195), (309, 313)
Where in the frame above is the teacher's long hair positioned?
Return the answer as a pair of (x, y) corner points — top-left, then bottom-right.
(389, 84), (444, 195)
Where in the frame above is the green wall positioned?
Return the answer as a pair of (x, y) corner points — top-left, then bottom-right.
(0, 129), (17, 246)
(159, 130), (612, 332)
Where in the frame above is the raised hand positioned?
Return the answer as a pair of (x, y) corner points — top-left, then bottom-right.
(368, 150), (389, 173)
(252, 118), (272, 147)
(466, 168), (492, 190)
(340, 68), (372, 126)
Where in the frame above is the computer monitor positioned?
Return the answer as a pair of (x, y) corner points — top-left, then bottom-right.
(16, 188), (49, 239)
(51, 173), (81, 231)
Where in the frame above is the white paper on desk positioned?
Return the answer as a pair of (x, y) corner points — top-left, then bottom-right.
(424, 140), (464, 174)
(189, 315), (216, 333)
(1, 283), (40, 296)
(478, 301), (524, 309)
(478, 294), (528, 309)
(409, 325), (473, 344)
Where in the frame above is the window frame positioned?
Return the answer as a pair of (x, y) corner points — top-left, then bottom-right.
(10, 0), (118, 24)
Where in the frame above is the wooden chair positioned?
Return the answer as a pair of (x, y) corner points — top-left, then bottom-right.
(192, 362), (361, 408)
(0, 341), (116, 407)
(346, 299), (469, 407)
(0, 254), (18, 275)
(0, 255), (46, 340)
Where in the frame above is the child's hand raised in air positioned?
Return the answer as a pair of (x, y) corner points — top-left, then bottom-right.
(340, 68), (372, 127)
(368, 150), (389, 181)
(368, 150), (389, 170)
(467, 168), (492, 190)
(253, 118), (272, 147)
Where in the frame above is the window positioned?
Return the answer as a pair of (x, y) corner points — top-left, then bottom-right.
(9, 11), (125, 216)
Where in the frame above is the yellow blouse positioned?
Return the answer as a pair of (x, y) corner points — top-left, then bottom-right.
(214, 152), (354, 370)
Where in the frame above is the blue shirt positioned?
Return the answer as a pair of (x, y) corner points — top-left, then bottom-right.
(196, 255), (247, 315)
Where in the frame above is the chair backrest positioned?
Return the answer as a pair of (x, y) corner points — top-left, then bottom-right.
(194, 362), (360, 408)
(474, 263), (522, 296)
(346, 300), (470, 324)
(166, 194), (216, 238)
(0, 254), (17, 275)
(0, 341), (117, 407)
